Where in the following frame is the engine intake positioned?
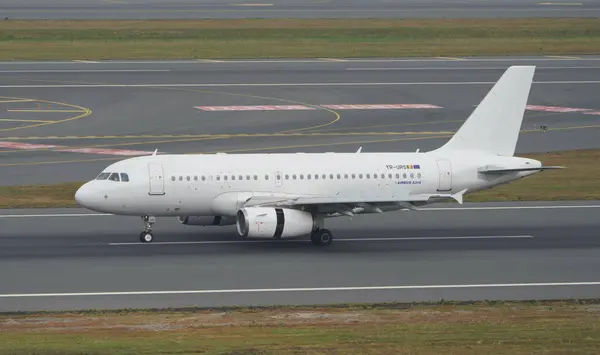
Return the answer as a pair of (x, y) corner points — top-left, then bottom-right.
(236, 207), (314, 239)
(178, 216), (235, 226)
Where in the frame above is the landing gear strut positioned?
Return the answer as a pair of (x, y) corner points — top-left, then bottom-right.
(139, 215), (155, 243)
(310, 228), (333, 246)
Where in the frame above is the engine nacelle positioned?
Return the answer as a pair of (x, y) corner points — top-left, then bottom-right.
(236, 207), (314, 239)
(178, 216), (235, 226)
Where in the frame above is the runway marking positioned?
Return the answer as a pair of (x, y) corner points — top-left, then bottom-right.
(546, 55), (582, 59)
(1, 281), (598, 299)
(108, 235), (534, 246)
(0, 118), (54, 123)
(194, 104), (442, 111)
(0, 96), (92, 133)
(0, 80), (599, 88)
(0, 141), (154, 156)
(319, 58), (348, 62)
(6, 109), (87, 113)
(0, 70), (171, 73)
(346, 66), (600, 71)
(73, 60), (100, 64)
(436, 57), (465, 61)
(3, 58), (600, 65)
(538, 2), (583, 5)
(525, 105), (593, 113)
(583, 111), (600, 115)
(0, 99), (35, 103)
(2, 205), (599, 218)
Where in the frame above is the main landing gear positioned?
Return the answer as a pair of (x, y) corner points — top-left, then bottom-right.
(310, 228), (333, 246)
(139, 215), (155, 243)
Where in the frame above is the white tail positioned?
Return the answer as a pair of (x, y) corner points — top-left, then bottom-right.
(436, 65), (536, 156)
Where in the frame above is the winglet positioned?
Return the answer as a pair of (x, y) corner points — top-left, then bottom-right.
(451, 189), (468, 204)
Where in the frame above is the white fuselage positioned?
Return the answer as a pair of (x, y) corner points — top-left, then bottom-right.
(75, 150), (540, 217)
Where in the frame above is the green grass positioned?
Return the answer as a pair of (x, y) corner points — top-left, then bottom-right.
(0, 19), (599, 60)
(0, 149), (598, 209)
(1, 300), (599, 355)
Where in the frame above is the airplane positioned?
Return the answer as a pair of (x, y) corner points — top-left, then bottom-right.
(74, 65), (562, 246)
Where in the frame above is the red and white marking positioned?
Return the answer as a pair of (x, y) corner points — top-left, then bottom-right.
(195, 105), (316, 111)
(0, 141), (153, 156)
(195, 104), (442, 111)
(321, 104), (441, 110)
(526, 105), (593, 113)
(54, 147), (154, 156)
(0, 142), (59, 150)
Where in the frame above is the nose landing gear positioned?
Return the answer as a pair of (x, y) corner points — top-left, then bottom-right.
(140, 215), (155, 243)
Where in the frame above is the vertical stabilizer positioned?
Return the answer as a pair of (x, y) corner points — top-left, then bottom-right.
(436, 66), (535, 156)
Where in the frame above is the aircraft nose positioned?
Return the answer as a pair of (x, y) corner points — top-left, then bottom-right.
(75, 182), (95, 208)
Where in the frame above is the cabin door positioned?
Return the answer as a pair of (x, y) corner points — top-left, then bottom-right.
(436, 160), (452, 192)
(148, 162), (165, 195)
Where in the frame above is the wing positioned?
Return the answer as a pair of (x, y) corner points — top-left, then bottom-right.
(240, 189), (468, 217)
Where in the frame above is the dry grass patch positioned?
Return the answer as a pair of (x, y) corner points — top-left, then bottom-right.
(0, 19), (598, 60)
(0, 300), (598, 355)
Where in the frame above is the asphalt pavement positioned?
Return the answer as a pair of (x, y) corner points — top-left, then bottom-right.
(1, 201), (599, 312)
(2, 0), (599, 19)
(1, 56), (599, 185)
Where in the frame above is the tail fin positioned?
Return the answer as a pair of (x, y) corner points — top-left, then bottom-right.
(436, 65), (535, 156)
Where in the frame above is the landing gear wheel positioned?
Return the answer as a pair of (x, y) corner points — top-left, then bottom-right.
(311, 229), (333, 246)
(140, 231), (154, 243)
(140, 215), (156, 243)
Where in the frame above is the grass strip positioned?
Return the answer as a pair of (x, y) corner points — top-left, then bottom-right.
(0, 149), (598, 209)
(1, 299), (599, 355)
(0, 19), (599, 60)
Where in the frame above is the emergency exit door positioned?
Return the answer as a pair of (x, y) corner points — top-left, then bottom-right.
(437, 160), (452, 191)
(148, 162), (165, 195)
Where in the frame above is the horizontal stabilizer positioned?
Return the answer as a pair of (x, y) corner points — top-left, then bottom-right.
(478, 166), (565, 174)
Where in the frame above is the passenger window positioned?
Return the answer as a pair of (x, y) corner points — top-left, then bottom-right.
(171, 176), (176, 181)
(120, 173), (129, 182)
(96, 172), (110, 180)
(108, 172), (120, 182)
(265, 174), (269, 180)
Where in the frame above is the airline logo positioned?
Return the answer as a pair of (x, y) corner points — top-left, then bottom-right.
(386, 164), (420, 170)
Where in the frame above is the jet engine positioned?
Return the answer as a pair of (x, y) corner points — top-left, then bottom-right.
(236, 207), (314, 239)
(178, 216), (235, 226)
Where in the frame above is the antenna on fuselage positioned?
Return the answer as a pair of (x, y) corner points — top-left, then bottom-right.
(356, 146), (362, 153)
(152, 149), (158, 156)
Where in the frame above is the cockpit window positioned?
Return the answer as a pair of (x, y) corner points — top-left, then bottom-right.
(96, 172), (110, 180)
(96, 172), (129, 182)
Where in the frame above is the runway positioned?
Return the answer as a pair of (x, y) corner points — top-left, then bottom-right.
(0, 201), (599, 312)
(1, 56), (600, 186)
(1, 0), (599, 19)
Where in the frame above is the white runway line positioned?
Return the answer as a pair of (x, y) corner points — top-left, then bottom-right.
(2, 57), (600, 65)
(108, 235), (534, 246)
(0, 80), (598, 88)
(1, 281), (598, 298)
(0, 69), (171, 73)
